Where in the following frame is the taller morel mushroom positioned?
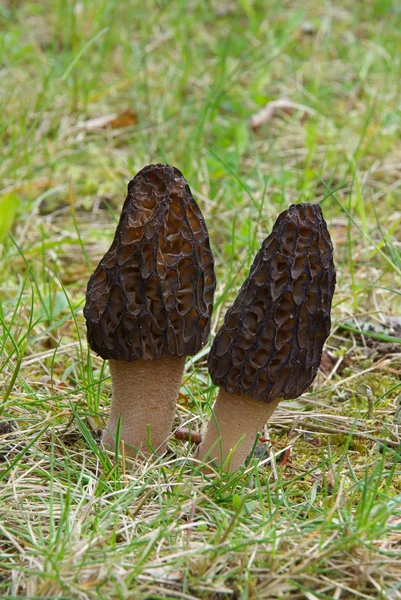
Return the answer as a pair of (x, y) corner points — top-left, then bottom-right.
(84, 164), (215, 456)
(197, 203), (336, 471)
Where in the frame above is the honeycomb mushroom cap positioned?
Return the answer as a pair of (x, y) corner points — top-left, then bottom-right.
(208, 203), (336, 402)
(84, 164), (216, 361)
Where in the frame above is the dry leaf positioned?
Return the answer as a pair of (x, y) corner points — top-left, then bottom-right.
(107, 109), (138, 129)
(78, 109), (138, 132)
(250, 97), (315, 129)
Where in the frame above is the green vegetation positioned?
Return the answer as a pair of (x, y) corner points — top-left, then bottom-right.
(1, 1), (401, 598)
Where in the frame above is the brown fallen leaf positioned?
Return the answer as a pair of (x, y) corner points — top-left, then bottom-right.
(78, 109), (138, 131)
(250, 97), (315, 129)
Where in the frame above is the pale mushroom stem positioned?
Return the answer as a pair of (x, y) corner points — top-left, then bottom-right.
(197, 389), (280, 472)
(102, 356), (185, 457)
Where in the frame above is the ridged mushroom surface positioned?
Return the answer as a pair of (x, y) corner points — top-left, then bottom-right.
(84, 164), (215, 361)
(208, 203), (336, 402)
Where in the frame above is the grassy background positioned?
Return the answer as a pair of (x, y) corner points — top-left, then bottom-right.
(1, 0), (401, 598)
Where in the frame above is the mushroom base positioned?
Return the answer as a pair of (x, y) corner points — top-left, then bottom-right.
(197, 389), (280, 471)
(102, 356), (185, 457)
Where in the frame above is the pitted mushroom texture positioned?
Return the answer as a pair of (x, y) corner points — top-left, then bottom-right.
(208, 203), (336, 402)
(84, 164), (216, 361)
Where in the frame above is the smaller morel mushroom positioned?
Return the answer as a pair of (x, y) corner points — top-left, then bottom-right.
(197, 203), (336, 471)
(84, 164), (215, 457)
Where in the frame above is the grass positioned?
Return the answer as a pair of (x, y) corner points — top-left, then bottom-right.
(1, 0), (401, 598)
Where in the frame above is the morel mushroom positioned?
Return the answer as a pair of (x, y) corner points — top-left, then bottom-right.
(197, 203), (335, 471)
(84, 164), (215, 457)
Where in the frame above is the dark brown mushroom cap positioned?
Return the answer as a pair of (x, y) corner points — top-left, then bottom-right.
(84, 164), (216, 361)
(208, 203), (336, 402)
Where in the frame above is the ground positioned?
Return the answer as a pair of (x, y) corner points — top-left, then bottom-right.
(1, 1), (401, 598)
